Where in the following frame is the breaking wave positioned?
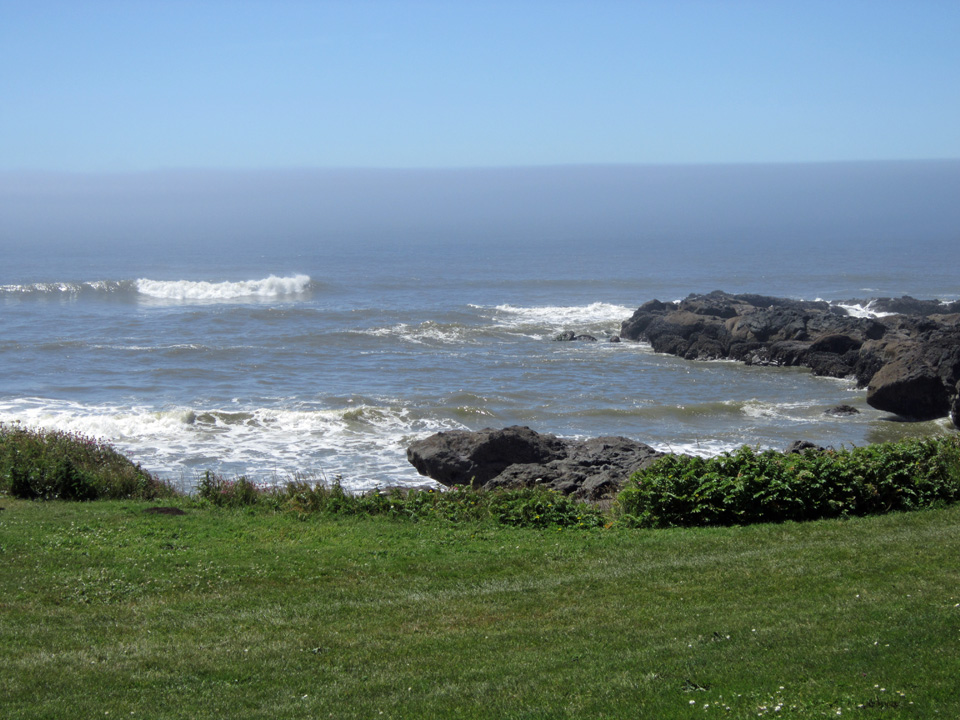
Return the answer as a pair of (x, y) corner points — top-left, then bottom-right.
(1, 274), (315, 304)
(0, 398), (458, 492)
(135, 274), (313, 302)
(834, 300), (896, 319)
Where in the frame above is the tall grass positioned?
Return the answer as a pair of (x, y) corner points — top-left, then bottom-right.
(0, 422), (177, 501)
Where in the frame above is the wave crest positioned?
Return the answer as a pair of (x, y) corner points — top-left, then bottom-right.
(135, 274), (312, 301)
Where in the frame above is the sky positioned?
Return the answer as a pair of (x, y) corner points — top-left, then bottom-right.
(2, 0), (959, 172)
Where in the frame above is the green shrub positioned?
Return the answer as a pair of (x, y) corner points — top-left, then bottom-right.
(0, 422), (176, 501)
(196, 471), (262, 507)
(615, 435), (960, 528)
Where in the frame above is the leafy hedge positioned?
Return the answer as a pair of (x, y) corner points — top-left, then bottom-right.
(615, 435), (960, 528)
(0, 423), (176, 501)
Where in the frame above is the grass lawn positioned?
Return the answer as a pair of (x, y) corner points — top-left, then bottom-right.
(1, 498), (959, 719)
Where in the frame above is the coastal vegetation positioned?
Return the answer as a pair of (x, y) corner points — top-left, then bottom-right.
(617, 436), (960, 528)
(0, 422), (176, 502)
(3, 423), (960, 529)
(3, 425), (960, 716)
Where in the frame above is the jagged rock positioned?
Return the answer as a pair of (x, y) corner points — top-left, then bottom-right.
(407, 426), (663, 501)
(620, 291), (960, 427)
(406, 425), (566, 487)
(868, 296), (960, 316)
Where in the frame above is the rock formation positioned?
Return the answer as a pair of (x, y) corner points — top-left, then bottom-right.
(619, 291), (960, 426)
(406, 425), (663, 501)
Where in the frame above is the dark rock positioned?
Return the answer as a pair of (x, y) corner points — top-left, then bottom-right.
(867, 359), (951, 420)
(784, 440), (825, 454)
(868, 296), (960, 316)
(952, 382), (960, 427)
(608, 335), (621, 343)
(407, 426), (663, 501)
(406, 425), (566, 488)
(809, 333), (862, 354)
(825, 404), (860, 417)
(806, 352), (854, 378)
(619, 290), (960, 427)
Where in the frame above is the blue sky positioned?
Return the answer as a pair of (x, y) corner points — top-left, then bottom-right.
(2, 0), (959, 171)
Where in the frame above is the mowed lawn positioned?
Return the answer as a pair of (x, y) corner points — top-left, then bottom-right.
(1, 499), (958, 719)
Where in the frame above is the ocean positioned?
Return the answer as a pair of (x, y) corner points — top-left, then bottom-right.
(2, 163), (959, 491)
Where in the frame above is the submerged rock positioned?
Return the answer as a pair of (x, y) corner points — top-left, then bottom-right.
(825, 404), (860, 417)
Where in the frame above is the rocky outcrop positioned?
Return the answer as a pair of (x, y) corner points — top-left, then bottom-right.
(406, 425), (663, 500)
(620, 291), (960, 427)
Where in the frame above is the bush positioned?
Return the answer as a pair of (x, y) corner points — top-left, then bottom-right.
(0, 422), (177, 501)
(196, 471), (262, 507)
(615, 436), (960, 528)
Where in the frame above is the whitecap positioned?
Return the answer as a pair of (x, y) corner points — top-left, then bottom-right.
(0, 398), (455, 492)
(135, 274), (312, 302)
(486, 302), (634, 330)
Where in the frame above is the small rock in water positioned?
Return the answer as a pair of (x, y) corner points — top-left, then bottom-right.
(825, 404), (860, 417)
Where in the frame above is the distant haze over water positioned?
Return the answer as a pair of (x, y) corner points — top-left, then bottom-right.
(2, 162), (958, 490)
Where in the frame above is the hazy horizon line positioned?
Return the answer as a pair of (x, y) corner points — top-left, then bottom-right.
(3, 157), (960, 178)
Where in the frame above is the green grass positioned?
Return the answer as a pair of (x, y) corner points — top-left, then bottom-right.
(2, 498), (959, 718)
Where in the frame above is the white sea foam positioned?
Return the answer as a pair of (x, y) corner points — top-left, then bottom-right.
(653, 439), (742, 458)
(835, 301), (896, 319)
(0, 398), (456, 492)
(135, 274), (311, 302)
(0, 280), (128, 295)
(740, 399), (818, 422)
(487, 302), (634, 330)
(356, 321), (472, 345)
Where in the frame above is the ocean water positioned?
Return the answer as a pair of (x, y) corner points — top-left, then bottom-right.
(2, 164), (959, 491)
